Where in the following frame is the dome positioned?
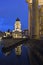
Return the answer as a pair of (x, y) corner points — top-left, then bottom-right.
(15, 18), (21, 25)
(16, 18), (20, 21)
(14, 18), (21, 32)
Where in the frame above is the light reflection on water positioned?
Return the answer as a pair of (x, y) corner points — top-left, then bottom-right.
(0, 43), (30, 65)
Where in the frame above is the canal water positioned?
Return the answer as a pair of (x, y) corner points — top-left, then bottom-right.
(0, 44), (30, 65)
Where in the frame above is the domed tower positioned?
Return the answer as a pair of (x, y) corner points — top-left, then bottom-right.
(12, 18), (22, 38)
(15, 18), (21, 32)
(13, 18), (22, 56)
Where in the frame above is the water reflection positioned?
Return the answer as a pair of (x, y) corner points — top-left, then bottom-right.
(0, 44), (30, 65)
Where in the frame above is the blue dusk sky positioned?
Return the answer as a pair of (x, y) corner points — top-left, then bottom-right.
(0, 0), (28, 32)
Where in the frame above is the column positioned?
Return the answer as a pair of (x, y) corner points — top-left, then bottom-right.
(32, 0), (39, 39)
(29, 3), (32, 38)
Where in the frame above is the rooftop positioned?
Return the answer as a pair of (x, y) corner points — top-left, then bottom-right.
(16, 18), (20, 21)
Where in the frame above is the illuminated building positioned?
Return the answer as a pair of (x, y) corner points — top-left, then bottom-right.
(0, 31), (3, 41)
(39, 5), (43, 39)
(22, 29), (29, 38)
(32, 0), (39, 39)
(26, 0), (32, 38)
(26, 0), (39, 39)
(12, 18), (22, 38)
(15, 18), (21, 32)
(12, 18), (22, 55)
(26, 0), (43, 39)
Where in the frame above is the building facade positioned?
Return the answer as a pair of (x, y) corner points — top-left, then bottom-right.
(12, 18), (22, 55)
(26, 0), (43, 39)
(22, 29), (29, 38)
(12, 18), (22, 38)
(39, 5), (43, 39)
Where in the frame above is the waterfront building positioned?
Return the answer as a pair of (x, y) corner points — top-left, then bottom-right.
(0, 31), (3, 42)
(39, 5), (43, 39)
(12, 18), (22, 55)
(0, 31), (5, 41)
(26, 0), (43, 39)
(12, 18), (22, 38)
(22, 29), (29, 38)
(15, 18), (21, 32)
(4, 29), (12, 38)
(26, 0), (32, 38)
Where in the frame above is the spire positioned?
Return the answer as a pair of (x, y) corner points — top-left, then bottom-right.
(16, 18), (20, 21)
